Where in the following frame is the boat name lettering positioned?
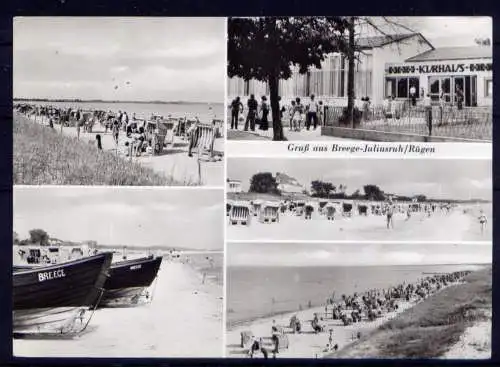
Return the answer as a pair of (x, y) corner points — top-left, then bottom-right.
(130, 264), (142, 270)
(38, 269), (66, 282)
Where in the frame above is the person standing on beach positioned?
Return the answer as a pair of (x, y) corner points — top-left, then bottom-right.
(112, 119), (120, 145)
(76, 109), (82, 140)
(96, 134), (103, 151)
(230, 97), (243, 130)
(305, 94), (319, 130)
(187, 117), (200, 157)
(245, 94), (258, 131)
(385, 200), (394, 229)
(478, 210), (487, 234)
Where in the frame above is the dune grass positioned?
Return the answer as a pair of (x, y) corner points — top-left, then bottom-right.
(14, 114), (190, 186)
(333, 267), (492, 358)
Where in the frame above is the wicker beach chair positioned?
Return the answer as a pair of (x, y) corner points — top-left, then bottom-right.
(191, 123), (216, 161)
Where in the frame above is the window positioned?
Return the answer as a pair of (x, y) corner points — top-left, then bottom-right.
(385, 78), (396, 98)
(397, 78), (408, 99)
(428, 76), (451, 102)
(385, 77), (419, 99)
(485, 78), (492, 97)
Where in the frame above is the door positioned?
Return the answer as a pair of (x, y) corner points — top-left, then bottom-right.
(471, 76), (477, 106)
(441, 77), (451, 103)
(429, 76), (440, 102)
(465, 76), (471, 107)
(453, 77), (465, 105)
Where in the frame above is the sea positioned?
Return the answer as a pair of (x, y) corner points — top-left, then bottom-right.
(227, 263), (488, 328)
(20, 100), (224, 123)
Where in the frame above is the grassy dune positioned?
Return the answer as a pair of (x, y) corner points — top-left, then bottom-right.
(333, 267), (492, 358)
(14, 114), (184, 186)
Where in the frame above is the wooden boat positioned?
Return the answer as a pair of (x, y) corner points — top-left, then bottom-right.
(99, 255), (163, 307)
(13, 252), (113, 336)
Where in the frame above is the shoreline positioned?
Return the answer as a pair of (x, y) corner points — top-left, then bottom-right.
(227, 264), (487, 329)
(226, 267), (490, 359)
(331, 266), (492, 359)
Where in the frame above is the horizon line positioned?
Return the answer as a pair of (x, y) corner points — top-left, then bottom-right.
(228, 262), (491, 267)
(13, 97), (223, 105)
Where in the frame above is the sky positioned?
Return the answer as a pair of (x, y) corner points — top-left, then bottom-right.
(14, 187), (223, 250)
(13, 17), (225, 102)
(359, 17), (492, 47)
(227, 242), (492, 267)
(227, 158), (492, 201)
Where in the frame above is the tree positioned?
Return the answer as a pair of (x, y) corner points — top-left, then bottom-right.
(346, 17), (356, 128)
(344, 16), (420, 126)
(311, 180), (336, 198)
(249, 172), (280, 195)
(415, 195), (427, 202)
(228, 17), (350, 141)
(29, 229), (49, 246)
(351, 189), (362, 199)
(13, 231), (19, 245)
(363, 185), (385, 201)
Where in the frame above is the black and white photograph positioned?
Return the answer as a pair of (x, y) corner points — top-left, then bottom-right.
(226, 242), (492, 359)
(13, 17), (225, 186)
(13, 187), (223, 357)
(226, 158), (492, 242)
(227, 16), (492, 142)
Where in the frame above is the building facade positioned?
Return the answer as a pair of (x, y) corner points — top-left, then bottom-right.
(227, 179), (242, 193)
(227, 33), (492, 107)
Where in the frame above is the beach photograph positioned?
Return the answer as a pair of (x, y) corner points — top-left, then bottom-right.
(13, 17), (225, 186)
(13, 187), (223, 357)
(226, 158), (492, 242)
(227, 16), (492, 142)
(226, 242), (492, 359)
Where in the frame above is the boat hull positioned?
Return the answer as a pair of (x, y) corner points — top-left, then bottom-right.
(13, 253), (113, 334)
(100, 256), (163, 307)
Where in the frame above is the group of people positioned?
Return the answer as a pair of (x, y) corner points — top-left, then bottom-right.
(15, 103), (214, 159)
(245, 269), (471, 359)
(229, 94), (325, 133)
(230, 95), (270, 131)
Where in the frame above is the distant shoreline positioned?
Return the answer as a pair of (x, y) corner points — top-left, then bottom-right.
(227, 263), (488, 328)
(227, 191), (492, 205)
(13, 98), (222, 105)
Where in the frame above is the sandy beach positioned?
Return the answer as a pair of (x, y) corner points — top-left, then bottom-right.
(14, 259), (223, 358)
(27, 114), (224, 186)
(227, 295), (426, 358)
(443, 314), (491, 359)
(227, 207), (491, 242)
